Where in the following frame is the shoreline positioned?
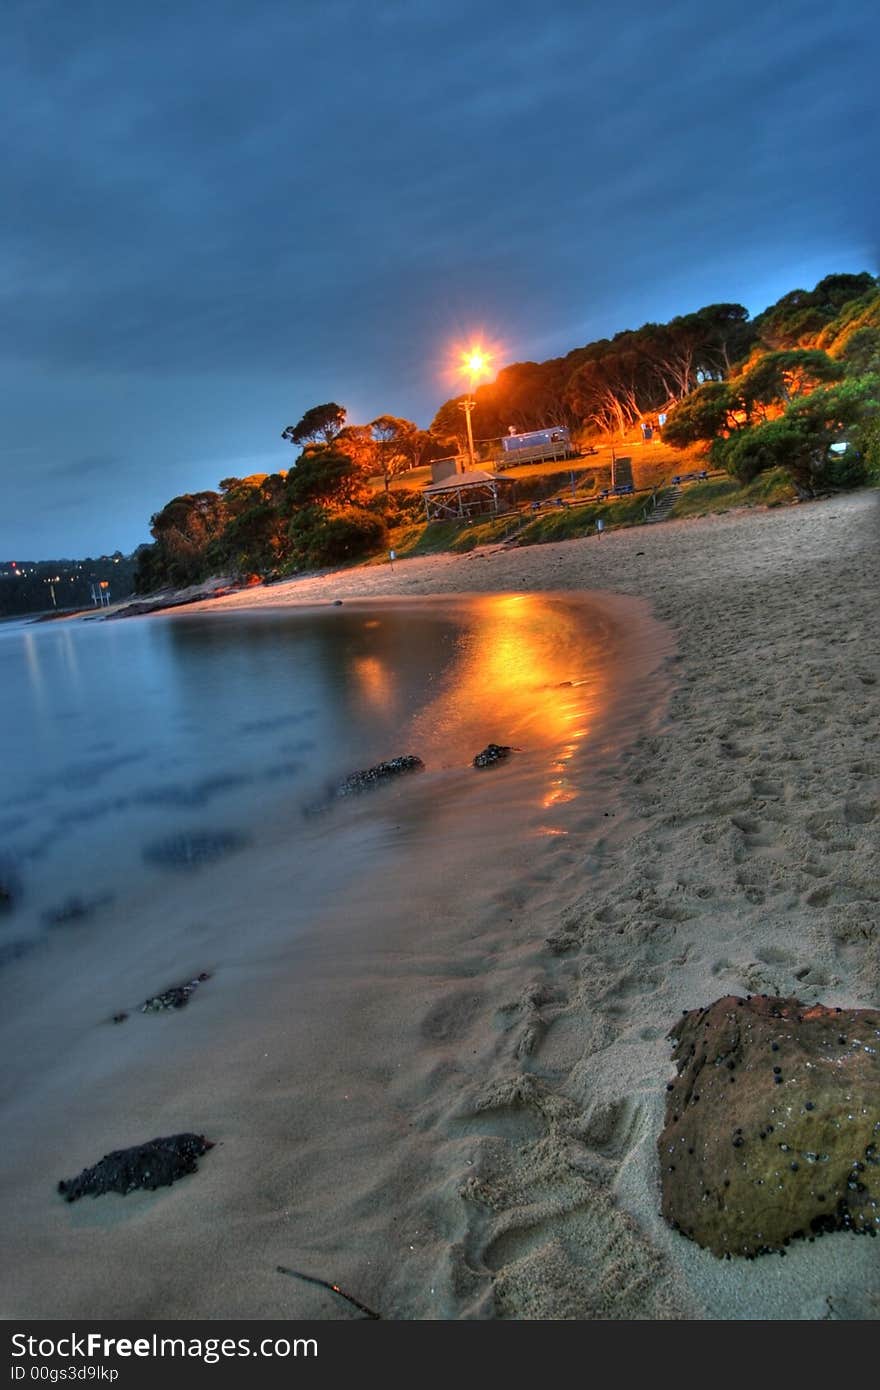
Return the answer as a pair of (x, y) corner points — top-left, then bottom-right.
(190, 488), (880, 1318)
(2, 491), (878, 1319)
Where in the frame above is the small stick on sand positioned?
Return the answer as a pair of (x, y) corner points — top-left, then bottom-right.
(276, 1265), (381, 1319)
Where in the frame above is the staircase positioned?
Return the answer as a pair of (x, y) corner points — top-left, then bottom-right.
(644, 485), (681, 524)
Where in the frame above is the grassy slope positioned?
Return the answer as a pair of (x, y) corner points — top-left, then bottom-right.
(668, 469), (795, 519)
(381, 467), (799, 561)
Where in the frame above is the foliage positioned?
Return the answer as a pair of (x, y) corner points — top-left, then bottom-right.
(714, 375), (878, 495)
(854, 415), (880, 484)
(288, 505), (388, 568)
(134, 270), (877, 592)
(284, 444), (372, 510)
(369, 414), (419, 492)
(281, 402), (346, 447)
(662, 382), (743, 448)
(840, 326), (880, 377)
(738, 349), (843, 415)
(147, 490), (228, 586)
(752, 274), (876, 349)
(431, 302), (755, 444)
(211, 499), (289, 575)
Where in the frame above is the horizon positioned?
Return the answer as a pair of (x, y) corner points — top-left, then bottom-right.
(2, 0), (877, 558)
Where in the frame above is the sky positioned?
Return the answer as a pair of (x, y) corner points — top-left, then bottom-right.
(1, 0), (878, 558)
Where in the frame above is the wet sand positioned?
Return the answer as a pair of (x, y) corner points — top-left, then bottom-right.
(2, 490), (879, 1320)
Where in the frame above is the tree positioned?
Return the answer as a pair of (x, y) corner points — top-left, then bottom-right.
(284, 444), (372, 510)
(662, 381), (744, 449)
(840, 327), (880, 377)
(148, 491), (227, 585)
(738, 349), (843, 417)
(214, 500), (289, 575)
(288, 505), (388, 568)
(429, 395), (467, 451)
(370, 415), (419, 493)
(715, 374), (878, 495)
(334, 424), (378, 474)
(564, 350), (657, 438)
(639, 305), (753, 398)
(399, 427), (440, 472)
(281, 402), (346, 447)
(753, 274), (876, 350)
(714, 418), (806, 485)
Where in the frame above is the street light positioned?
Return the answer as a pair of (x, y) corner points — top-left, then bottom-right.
(458, 347), (490, 470)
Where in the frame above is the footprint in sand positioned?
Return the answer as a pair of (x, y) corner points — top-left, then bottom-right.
(420, 988), (486, 1044)
(750, 775), (784, 798)
(497, 982), (564, 1060)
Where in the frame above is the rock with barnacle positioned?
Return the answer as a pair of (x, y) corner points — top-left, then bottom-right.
(58, 1134), (214, 1201)
(659, 994), (880, 1258)
(473, 743), (513, 768)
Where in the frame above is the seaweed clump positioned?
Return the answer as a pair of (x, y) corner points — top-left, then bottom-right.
(58, 1133), (214, 1201)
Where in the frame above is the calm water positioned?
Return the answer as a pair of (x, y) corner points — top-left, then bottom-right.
(0, 591), (673, 1321)
(0, 596), (622, 964)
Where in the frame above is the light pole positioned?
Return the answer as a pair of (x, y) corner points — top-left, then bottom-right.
(459, 394), (477, 470)
(459, 349), (489, 471)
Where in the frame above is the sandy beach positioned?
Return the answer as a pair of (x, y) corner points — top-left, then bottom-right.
(2, 490), (878, 1321)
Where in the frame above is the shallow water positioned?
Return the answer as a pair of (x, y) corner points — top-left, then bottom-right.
(0, 590), (673, 1319)
(0, 594), (633, 961)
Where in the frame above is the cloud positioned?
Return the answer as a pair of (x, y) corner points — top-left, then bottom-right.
(0, 0), (877, 555)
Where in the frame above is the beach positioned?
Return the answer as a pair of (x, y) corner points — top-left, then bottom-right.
(2, 490), (878, 1320)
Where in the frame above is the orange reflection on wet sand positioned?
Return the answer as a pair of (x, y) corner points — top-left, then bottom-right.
(412, 593), (612, 810)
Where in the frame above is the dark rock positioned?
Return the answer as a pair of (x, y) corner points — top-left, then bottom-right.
(473, 743), (513, 769)
(142, 971), (211, 1013)
(143, 830), (248, 871)
(659, 995), (880, 1258)
(0, 881), (13, 913)
(335, 755), (424, 798)
(304, 755), (425, 816)
(58, 1133), (213, 1201)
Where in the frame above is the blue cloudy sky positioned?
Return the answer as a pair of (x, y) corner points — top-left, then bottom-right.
(1, 0), (877, 557)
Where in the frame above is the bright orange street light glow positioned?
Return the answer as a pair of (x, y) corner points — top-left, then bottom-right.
(462, 347), (490, 379)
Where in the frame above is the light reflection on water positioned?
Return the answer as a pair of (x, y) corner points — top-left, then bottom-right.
(0, 594), (624, 954)
(406, 593), (609, 792)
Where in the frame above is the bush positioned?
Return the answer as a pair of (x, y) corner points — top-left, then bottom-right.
(854, 417), (880, 485)
(824, 446), (867, 489)
(369, 488), (424, 523)
(289, 506), (388, 568)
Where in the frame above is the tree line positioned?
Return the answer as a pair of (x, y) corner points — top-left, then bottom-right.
(135, 409), (445, 591)
(135, 271), (879, 591)
(661, 276), (880, 494)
